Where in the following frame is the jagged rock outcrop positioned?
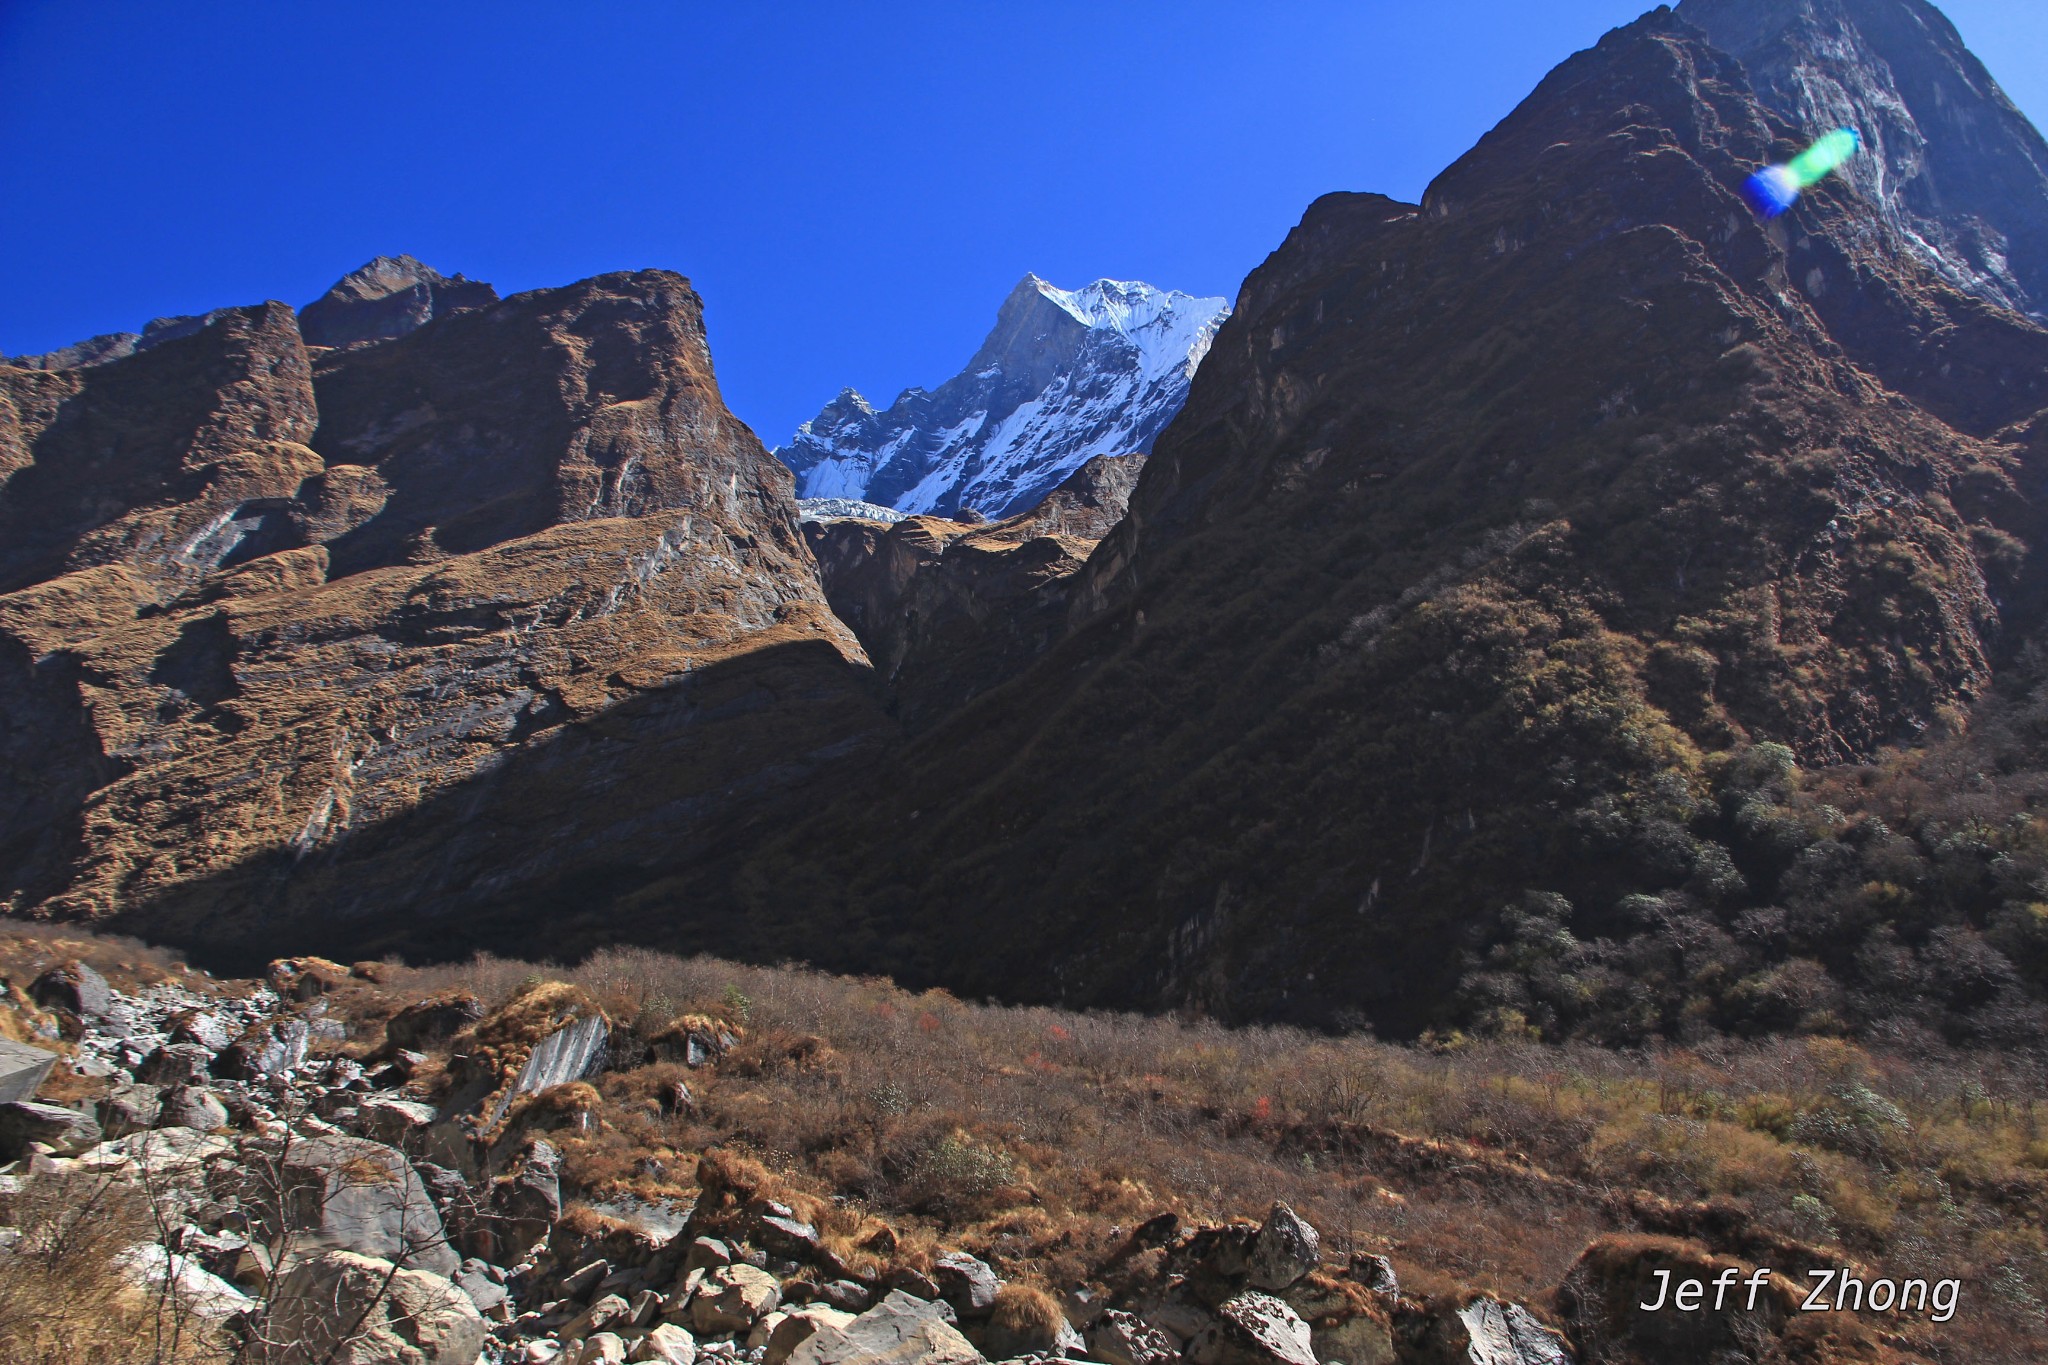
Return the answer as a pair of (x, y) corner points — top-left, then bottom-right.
(0, 268), (886, 961)
(802, 453), (1145, 726)
(684, 6), (2048, 1032)
(777, 276), (1224, 519)
(297, 254), (499, 349)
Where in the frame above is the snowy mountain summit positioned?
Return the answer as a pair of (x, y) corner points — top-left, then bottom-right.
(776, 275), (1229, 519)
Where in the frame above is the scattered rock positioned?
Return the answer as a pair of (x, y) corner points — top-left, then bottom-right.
(818, 1279), (877, 1313)
(260, 1249), (486, 1365)
(455, 1257), (511, 1318)
(1246, 1203), (1320, 1292)
(1346, 1254), (1398, 1298)
(577, 1334), (629, 1365)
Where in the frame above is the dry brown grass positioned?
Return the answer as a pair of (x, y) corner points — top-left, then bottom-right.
(0, 1170), (232, 1365)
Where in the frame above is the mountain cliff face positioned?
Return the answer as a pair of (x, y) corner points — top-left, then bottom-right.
(776, 276), (1226, 519)
(804, 453), (1146, 728)
(648, 5), (2048, 1036)
(0, 267), (885, 961)
(1680, 0), (2048, 318)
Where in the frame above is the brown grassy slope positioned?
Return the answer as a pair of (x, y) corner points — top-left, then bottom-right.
(289, 941), (2047, 1364)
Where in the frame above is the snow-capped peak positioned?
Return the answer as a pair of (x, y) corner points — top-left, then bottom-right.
(776, 274), (1228, 520)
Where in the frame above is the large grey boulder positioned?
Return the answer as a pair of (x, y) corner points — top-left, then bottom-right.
(1246, 1203), (1320, 1292)
(0, 1038), (57, 1104)
(932, 1250), (999, 1319)
(0, 1099), (102, 1158)
(1188, 1294), (1317, 1365)
(785, 1290), (983, 1365)
(260, 1249), (486, 1365)
(243, 1134), (460, 1275)
(115, 1243), (255, 1321)
(30, 959), (111, 1018)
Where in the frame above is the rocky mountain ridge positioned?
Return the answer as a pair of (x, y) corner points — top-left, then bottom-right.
(775, 276), (1227, 520)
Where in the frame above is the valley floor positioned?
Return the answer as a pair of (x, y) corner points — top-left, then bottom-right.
(0, 926), (2040, 1363)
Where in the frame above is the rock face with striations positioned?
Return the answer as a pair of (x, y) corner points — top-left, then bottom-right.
(0, 266), (885, 962)
(688, 6), (2048, 1031)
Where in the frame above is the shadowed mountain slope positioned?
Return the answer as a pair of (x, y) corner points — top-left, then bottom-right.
(623, 8), (2048, 1036)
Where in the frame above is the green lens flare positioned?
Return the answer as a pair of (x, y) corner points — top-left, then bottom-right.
(1742, 128), (1862, 219)
(1787, 128), (1862, 189)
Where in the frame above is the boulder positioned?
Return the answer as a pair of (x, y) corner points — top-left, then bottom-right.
(141, 1043), (218, 1086)
(0, 1038), (57, 1104)
(577, 1336), (629, 1365)
(685, 1235), (734, 1274)
(98, 1082), (163, 1137)
(268, 956), (351, 1001)
(261, 1249), (486, 1365)
(159, 1085), (230, 1131)
(74, 1124), (235, 1178)
(932, 1250), (1000, 1319)
(1556, 1235), (1797, 1365)
(216, 1017), (311, 1079)
(819, 1279), (876, 1313)
(115, 1242), (255, 1321)
(491, 1138), (563, 1258)
(385, 993), (486, 1051)
(631, 1322), (699, 1364)
(1346, 1254), (1398, 1297)
(30, 959), (111, 1018)
(1090, 1309), (1182, 1365)
(247, 1134), (460, 1275)
(1247, 1202), (1320, 1292)
(1188, 1294), (1317, 1365)
(1428, 1297), (1571, 1365)
(760, 1211), (825, 1260)
(767, 1305), (858, 1365)
(0, 1099), (102, 1158)
(168, 1009), (237, 1051)
(981, 1284), (1081, 1358)
(358, 1095), (439, 1145)
(1308, 1308), (1395, 1365)
(786, 1290), (984, 1365)
(454, 1257), (511, 1319)
(693, 1261), (782, 1334)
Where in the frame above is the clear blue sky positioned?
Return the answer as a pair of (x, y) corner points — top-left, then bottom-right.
(3, 1), (2044, 447)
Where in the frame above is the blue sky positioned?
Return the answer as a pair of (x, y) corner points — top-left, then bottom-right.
(3, 1), (2044, 447)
